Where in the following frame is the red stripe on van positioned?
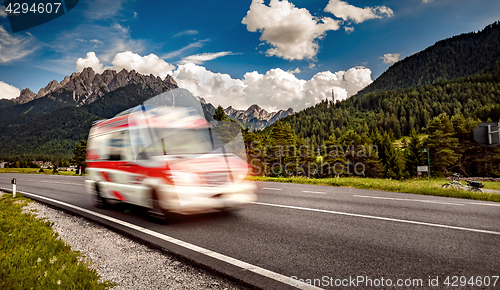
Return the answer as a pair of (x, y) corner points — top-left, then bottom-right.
(88, 161), (173, 185)
(112, 191), (126, 201)
(101, 171), (112, 182)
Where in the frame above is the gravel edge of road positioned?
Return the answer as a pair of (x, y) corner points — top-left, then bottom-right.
(2, 190), (248, 290)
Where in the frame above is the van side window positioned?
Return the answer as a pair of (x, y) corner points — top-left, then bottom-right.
(106, 131), (133, 161)
(107, 131), (124, 161)
(87, 133), (109, 161)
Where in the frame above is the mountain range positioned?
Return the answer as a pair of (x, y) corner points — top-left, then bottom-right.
(0, 67), (294, 159)
(201, 101), (294, 130)
(2, 21), (499, 161)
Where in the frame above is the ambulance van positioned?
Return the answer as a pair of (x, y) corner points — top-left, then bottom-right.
(85, 103), (256, 221)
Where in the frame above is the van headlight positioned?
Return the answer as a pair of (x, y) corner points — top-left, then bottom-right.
(171, 171), (200, 186)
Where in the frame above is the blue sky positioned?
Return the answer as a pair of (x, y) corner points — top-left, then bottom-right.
(0, 0), (499, 111)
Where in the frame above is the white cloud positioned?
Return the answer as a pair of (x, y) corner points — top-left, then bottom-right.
(110, 51), (175, 78)
(179, 51), (236, 65)
(41, 22), (147, 75)
(0, 26), (38, 63)
(172, 63), (372, 111)
(113, 23), (130, 34)
(74, 51), (373, 111)
(173, 63), (247, 108)
(324, 0), (394, 24)
(173, 30), (199, 38)
(287, 67), (301, 74)
(344, 26), (354, 34)
(76, 51), (175, 79)
(85, 0), (124, 20)
(162, 39), (209, 59)
(0, 81), (20, 100)
(76, 52), (104, 73)
(381, 53), (400, 64)
(242, 0), (340, 60)
(0, 7), (7, 18)
(422, 0), (433, 3)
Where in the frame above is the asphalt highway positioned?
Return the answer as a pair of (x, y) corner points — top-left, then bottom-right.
(1, 173), (499, 289)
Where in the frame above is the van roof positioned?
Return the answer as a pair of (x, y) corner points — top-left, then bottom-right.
(89, 105), (209, 137)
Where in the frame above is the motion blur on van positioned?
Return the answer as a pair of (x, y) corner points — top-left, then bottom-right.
(84, 89), (256, 221)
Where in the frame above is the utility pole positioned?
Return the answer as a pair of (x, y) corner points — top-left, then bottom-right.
(422, 148), (430, 182)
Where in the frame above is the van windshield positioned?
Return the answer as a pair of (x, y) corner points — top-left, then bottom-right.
(143, 128), (215, 156)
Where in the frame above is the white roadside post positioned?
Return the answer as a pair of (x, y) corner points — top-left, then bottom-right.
(11, 178), (16, 198)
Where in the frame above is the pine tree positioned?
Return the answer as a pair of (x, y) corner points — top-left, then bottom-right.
(71, 140), (87, 174)
(404, 129), (425, 177)
(213, 105), (228, 121)
(424, 113), (461, 174)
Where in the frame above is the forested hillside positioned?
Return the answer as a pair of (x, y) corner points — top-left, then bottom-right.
(358, 21), (500, 96)
(270, 69), (500, 144)
(254, 64), (500, 178)
(0, 107), (100, 161)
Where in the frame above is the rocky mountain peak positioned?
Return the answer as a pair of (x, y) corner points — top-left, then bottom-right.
(11, 67), (178, 106)
(218, 103), (295, 130)
(247, 104), (263, 112)
(13, 88), (36, 104)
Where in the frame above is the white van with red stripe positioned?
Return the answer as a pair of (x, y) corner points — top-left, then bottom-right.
(85, 103), (256, 221)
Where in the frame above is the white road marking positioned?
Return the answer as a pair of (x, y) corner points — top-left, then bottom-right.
(463, 202), (500, 207)
(302, 190), (326, 194)
(24, 179), (82, 186)
(251, 202), (500, 236)
(354, 194), (500, 207)
(353, 195), (464, 206)
(262, 187), (282, 191)
(7, 189), (322, 290)
(0, 176), (82, 186)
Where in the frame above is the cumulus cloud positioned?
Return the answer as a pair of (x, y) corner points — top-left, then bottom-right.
(75, 51), (372, 111)
(287, 67), (301, 74)
(381, 53), (400, 64)
(324, 0), (394, 24)
(110, 51), (175, 78)
(76, 52), (104, 73)
(0, 8), (7, 18)
(76, 51), (175, 78)
(242, 0), (340, 60)
(179, 51), (236, 65)
(0, 26), (38, 63)
(172, 63), (372, 111)
(0, 81), (20, 100)
(344, 26), (354, 34)
(173, 63), (247, 108)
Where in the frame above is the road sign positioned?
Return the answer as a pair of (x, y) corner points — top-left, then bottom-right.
(418, 171), (422, 176)
(474, 122), (499, 147)
(417, 166), (428, 172)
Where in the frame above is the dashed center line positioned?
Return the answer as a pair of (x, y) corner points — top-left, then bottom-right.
(302, 190), (326, 194)
(262, 187), (282, 191)
(24, 179), (82, 186)
(353, 195), (464, 206)
(462, 202), (500, 207)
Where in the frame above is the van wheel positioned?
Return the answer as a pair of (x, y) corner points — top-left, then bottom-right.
(147, 189), (170, 223)
(93, 183), (108, 208)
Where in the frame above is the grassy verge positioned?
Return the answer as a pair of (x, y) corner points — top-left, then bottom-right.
(0, 168), (81, 176)
(254, 176), (500, 202)
(0, 193), (115, 289)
